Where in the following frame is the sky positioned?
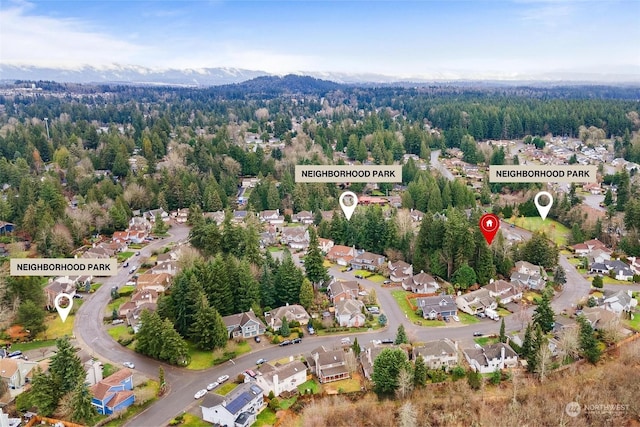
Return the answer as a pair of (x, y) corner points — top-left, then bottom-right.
(1, 0), (639, 79)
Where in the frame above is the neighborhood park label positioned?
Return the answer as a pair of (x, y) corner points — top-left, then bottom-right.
(10, 258), (118, 276)
(295, 165), (402, 183)
(489, 165), (597, 183)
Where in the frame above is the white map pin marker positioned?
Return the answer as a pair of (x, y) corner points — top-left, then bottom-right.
(534, 191), (554, 221)
(54, 292), (73, 323)
(339, 191), (358, 221)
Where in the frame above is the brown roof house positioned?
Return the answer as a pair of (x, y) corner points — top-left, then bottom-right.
(335, 299), (366, 328)
(485, 280), (523, 304)
(308, 346), (350, 383)
(326, 279), (359, 303)
(280, 227), (310, 250)
(326, 245), (356, 266)
(136, 273), (172, 293)
(350, 251), (385, 271)
(265, 304), (310, 331)
(389, 260), (413, 282)
(402, 271), (439, 294)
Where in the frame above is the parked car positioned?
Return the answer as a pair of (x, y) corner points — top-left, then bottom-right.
(8, 351), (22, 358)
(123, 261), (129, 267)
(206, 382), (219, 391)
(367, 306), (380, 314)
(73, 294), (83, 299)
(473, 332), (482, 337)
(341, 337), (351, 345)
(383, 280), (391, 284)
(112, 319), (124, 325)
(380, 339), (394, 344)
(307, 325), (315, 335)
(135, 251), (141, 256)
(355, 274), (364, 279)
(217, 375), (229, 383)
(123, 361), (135, 369)
(256, 358), (267, 365)
(254, 336), (261, 343)
(451, 315), (460, 322)
(194, 389), (207, 399)
(279, 340), (292, 347)
(292, 338), (302, 344)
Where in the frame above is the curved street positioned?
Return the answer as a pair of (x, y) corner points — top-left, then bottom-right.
(73, 220), (634, 427)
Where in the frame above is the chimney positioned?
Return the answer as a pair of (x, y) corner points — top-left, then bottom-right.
(500, 345), (505, 361)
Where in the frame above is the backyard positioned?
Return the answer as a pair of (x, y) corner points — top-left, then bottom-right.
(391, 290), (445, 326)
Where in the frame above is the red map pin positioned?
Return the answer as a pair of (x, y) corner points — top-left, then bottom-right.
(479, 213), (500, 245)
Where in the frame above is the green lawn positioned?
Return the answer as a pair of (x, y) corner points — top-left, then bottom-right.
(254, 408), (277, 426)
(108, 325), (134, 341)
(117, 251), (134, 262)
(279, 396), (297, 409)
(624, 311), (640, 332)
(367, 274), (386, 283)
(353, 269), (374, 278)
(10, 339), (57, 352)
(391, 290), (445, 326)
(323, 377), (361, 393)
(459, 312), (480, 325)
(187, 340), (251, 370)
(217, 382), (237, 396)
(496, 308), (511, 317)
(103, 363), (118, 377)
(323, 260), (334, 268)
(474, 336), (499, 346)
(506, 216), (570, 246)
(179, 414), (211, 427)
(297, 379), (321, 394)
(107, 296), (128, 314)
(38, 300), (83, 340)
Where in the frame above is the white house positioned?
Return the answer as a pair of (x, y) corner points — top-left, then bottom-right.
(456, 288), (497, 315)
(485, 280), (522, 304)
(255, 360), (307, 397)
(601, 290), (637, 315)
(265, 304), (310, 331)
(464, 343), (518, 374)
(200, 383), (264, 427)
(413, 339), (459, 371)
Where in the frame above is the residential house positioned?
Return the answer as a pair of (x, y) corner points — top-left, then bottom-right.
(586, 249), (612, 266)
(128, 217), (151, 233)
(581, 307), (620, 330)
(255, 360), (307, 397)
(456, 288), (497, 315)
(147, 261), (179, 276)
(326, 245), (356, 266)
(204, 210), (225, 225)
(265, 305), (310, 331)
(222, 311), (267, 339)
(156, 251), (178, 265)
(43, 276), (77, 309)
(90, 369), (135, 415)
(402, 271), (439, 294)
(360, 343), (408, 380)
(260, 227), (278, 248)
(485, 280), (522, 304)
(359, 196), (388, 205)
(464, 343), (519, 374)
(126, 302), (157, 333)
(293, 211), (314, 224)
(200, 383), (264, 427)
(410, 209), (425, 222)
(241, 177), (261, 188)
(173, 208), (190, 224)
(572, 239), (608, 256)
(326, 279), (359, 303)
(280, 227), (310, 250)
(335, 299), (366, 328)
(84, 359), (104, 386)
(259, 209), (285, 225)
(591, 260), (635, 281)
(0, 409), (20, 427)
(144, 208), (169, 223)
(388, 260), (413, 282)
(308, 346), (350, 383)
(350, 251), (385, 271)
(233, 210), (249, 223)
(0, 358), (39, 389)
(415, 295), (457, 320)
(317, 238), (334, 254)
(413, 339), (459, 371)
(0, 221), (15, 234)
(135, 273), (172, 293)
(510, 261), (546, 290)
(600, 290), (637, 315)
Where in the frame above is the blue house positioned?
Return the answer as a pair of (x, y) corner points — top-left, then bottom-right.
(90, 368), (135, 415)
(0, 221), (15, 235)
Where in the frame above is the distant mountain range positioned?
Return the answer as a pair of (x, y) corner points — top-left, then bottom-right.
(1, 64), (639, 86)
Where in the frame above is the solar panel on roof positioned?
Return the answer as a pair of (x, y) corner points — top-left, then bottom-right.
(250, 385), (262, 395)
(226, 392), (252, 415)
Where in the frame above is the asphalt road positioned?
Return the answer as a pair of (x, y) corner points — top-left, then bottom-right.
(74, 219), (631, 427)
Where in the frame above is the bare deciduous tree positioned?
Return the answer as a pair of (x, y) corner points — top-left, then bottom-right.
(396, 367), (414, 400)
(557, 326), (580, 361)
(398, 401), (417, 427)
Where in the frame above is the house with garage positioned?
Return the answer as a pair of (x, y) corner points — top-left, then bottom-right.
(326, 245), (356, 266)
(600, 290), (637, 315)
(335, 299), (366, 327)
(464, 343), (518, 374)
(317, 238), (334, 254)
(259, 209), (285, 226)
(413, 339), (460, 371)
(360, 342), (409, 380)
(200, 383), (264, 427)
(456, 288), (497, 315)
(135, 273), (172, 293)
(402, 271), (439, 294)
(572, 239), (608, 256)
(293, 211), (314, 224)
(222, 310), (267, 339)
(510, 261), (546, 290)
(280, 227), (310, 250)
(43, 276), (78, 310)
(415, 295), (458, 320)
(485, 280), (522, 304)
(254, 359), (307, 397)
(350, 251), (385, 271)
(90, 369), (135, 415)
(265, 304), (310, 331)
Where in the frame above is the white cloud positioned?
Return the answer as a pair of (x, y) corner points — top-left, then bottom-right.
(0, 1), (146, 68)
